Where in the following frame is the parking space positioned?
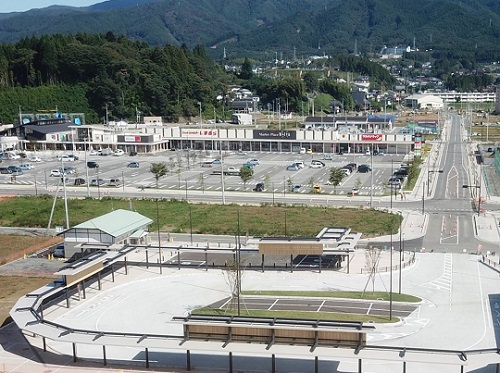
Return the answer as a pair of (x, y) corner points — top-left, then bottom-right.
(208, 296), (418, 318)
(0, 150), (408, 195)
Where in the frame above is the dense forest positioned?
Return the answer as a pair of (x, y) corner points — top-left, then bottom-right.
(0, 33), (400, 124)
(0, 31), (491, 125)
(0, 33), (231, 124)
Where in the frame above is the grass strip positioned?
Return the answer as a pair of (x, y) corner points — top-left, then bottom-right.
(242, 290), (421, 303)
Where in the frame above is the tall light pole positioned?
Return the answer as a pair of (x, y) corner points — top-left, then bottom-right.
(389, 217), (393, 320)
(61, 157), (69, 229)
(220, 140), (226, 204)
(370, 150), (374, 208)
(84, 137), (90, 198)
(198, 102), (202, 128)
(422, 181), (425, 215)
(398, 211), (403, 294)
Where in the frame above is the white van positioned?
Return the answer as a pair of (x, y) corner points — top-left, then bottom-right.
(294, 160), (305, 169)
(2, 152), (20, 160)
(201, 160), (214, 168)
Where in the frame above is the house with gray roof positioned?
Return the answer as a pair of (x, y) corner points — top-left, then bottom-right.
(59, 209), (153, 258)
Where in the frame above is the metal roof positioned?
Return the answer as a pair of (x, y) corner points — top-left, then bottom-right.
(72, 209), (153, 238)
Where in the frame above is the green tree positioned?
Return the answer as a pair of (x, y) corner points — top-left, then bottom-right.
(239, 57), (253, 80)
(198, 172), (205, 193)
(329, 167), (345, 194)
(287, 177), (293, 192)
(264, 175), (271, 190)
(308, 177), (316, 190)
(150, 162), (168, 188)
(314, 93), (334, 114)
(239, 166), (254, 190)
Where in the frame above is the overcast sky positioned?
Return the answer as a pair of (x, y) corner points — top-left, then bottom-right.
(0, 1), (100, 13)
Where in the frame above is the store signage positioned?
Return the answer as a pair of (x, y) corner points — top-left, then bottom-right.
(361, 134), (383, 141)
(253, 130), (296, 140)
(124, 136), (142, 142)
(181, 129), (218, 137)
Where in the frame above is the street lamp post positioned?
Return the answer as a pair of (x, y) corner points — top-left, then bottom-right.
(427, 169), (444, 196)
(422, 181), (425, 215)
(198, 102), (202, 127)
(84, 137), (90, 198)
(370, 150), (373, 208)
(398, 211), (403, 294)
(389, 218), (393, 320)
(463, 183), (481, 216)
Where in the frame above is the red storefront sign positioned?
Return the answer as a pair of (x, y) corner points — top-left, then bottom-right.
(361, 134), (383, 141)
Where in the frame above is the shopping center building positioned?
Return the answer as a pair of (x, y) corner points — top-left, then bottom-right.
(0, 113), (420, 155)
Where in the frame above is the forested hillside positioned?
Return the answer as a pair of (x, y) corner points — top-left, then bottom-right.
(1, 0), (500, 60)
(0, 33), (231, 124)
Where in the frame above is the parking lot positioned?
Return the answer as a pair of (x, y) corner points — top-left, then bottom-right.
(0, 150), (409, 196)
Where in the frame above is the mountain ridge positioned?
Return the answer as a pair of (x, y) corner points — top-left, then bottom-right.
(0, 0), (499, 59)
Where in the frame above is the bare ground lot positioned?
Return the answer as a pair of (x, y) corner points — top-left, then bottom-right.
(0, 234), (62, 326)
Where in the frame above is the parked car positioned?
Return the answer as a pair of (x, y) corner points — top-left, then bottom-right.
(292, 184), (302, 193)
(388, 178), (402, 187)
(57, 154), (75, 162)
(358, 164), (371, 173)
(98, 148), (113, 156)
(287, 164), (299, 171)
(74, 178), (86, 186)
(19, 163), (34, 170)
(129, 151), (138, 156)
(340, 167), (351, 175)
(310, 160), (325, 168)
(87, 161), (99, 168)
(394, 168), (408, 176)
(109, 178), (121, 187)
(7, 166), (22, 174)
(242, 162), (255, 169)
(224, 166), (240, 176)
(247, 159), (260, 165)
(0, 167), (12, 174)
(67, 154), (79, 161)
(30, 156), (42, 162)
(253, 182), (265, 192)
(127, 162), (140, 168)
(294, 161), (305, 169)
(62, 166), (76, 174)
(53, 244), (65, 258)
(306, 148), (313, 154)
(322, 154), (333, 160)
(90, 178), (105, 186)
(3, 152), (20, 160)
(50, 169), (63, 177)
(346, 163), (357, 170)
(114, 149), (125, 156)
(89, 150), (99, 155)
(212, 159), (222, 165)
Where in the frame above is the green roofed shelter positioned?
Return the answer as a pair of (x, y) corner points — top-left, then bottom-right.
(58, 209), (153, 259)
